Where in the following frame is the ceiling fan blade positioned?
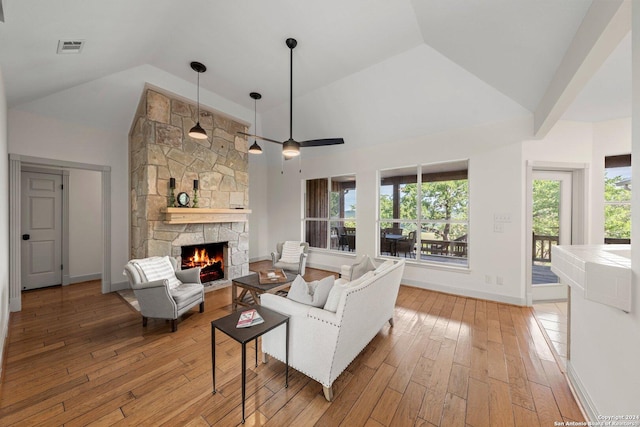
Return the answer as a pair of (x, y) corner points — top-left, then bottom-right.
(237, 131), (283, 145)
(299, 138), (345, 147)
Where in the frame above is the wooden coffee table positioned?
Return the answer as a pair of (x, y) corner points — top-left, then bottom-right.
(231, 271), (296, 310)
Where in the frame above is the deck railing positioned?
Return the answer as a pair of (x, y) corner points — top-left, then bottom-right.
(419, 239), (467, 258)
(532, 233), (558, 263)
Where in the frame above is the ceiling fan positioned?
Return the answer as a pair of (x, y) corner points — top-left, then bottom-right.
(239, 38), (344, 158)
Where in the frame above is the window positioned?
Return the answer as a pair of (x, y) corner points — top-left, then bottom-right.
(379, 161), (468, 266)
(304, 175), (356, 252)
(604, 154), (631, 244)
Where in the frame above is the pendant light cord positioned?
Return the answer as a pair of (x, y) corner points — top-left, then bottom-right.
(196, 71), (200, 122)
(289, 44), (293, 140)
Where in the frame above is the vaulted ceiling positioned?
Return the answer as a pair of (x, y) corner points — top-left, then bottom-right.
(0, 0), (631, 149)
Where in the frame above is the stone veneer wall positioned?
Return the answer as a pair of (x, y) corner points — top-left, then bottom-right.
(129, 87), (250, 279)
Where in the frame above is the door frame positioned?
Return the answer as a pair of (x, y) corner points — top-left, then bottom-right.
(525, 161), (588, 305)
(21, 166), (70, 288)
(9, 154), (112, 312)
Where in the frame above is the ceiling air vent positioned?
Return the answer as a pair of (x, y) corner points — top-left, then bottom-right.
(57, 40), (85, 54)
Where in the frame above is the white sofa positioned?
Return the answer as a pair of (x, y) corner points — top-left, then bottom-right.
(260, 259), (405, 401)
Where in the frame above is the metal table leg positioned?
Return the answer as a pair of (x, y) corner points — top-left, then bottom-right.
(212, 325), (216, 394)
(241, 342), (246, 424)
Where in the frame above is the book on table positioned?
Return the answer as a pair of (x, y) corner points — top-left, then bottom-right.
(236, 309), (264, 328)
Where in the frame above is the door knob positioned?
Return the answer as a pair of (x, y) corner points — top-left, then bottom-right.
(22, 234), (30, 240)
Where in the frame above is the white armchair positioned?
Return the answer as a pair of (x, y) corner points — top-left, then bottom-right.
(123, 256), (204, 332)
(271, 241), (309, 275)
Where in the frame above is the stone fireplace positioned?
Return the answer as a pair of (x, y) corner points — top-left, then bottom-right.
(129, 87), (250, 282)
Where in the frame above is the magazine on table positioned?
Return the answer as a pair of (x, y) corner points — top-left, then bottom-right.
(236, 309), (264, 328)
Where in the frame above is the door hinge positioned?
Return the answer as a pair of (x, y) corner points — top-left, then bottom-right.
(61, 264), (63, 270)
(60, 184), (64, 190)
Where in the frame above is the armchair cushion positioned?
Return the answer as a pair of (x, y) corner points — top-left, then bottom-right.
(171, 283), (204, 305)
(131, 256), (181, 290)
(280, 241), (303, 263)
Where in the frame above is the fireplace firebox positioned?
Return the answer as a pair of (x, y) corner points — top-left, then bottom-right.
(181, 242), (226, 283)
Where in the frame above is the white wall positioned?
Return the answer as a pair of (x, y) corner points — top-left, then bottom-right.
(265, 116), (532, 305)
(0, 67), (10, 377)
(68, 169), (102, 282)
(566, 5), (640, 415)
(8, 109), (128, 289)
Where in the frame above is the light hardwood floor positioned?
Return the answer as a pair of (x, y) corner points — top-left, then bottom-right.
(0, 262), (585, 426)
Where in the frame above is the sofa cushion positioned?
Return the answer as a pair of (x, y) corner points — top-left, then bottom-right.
(350, 255), (376, 281)
(280, 241), (303, 263)
(132, 256), (181, 290)
(288, 275), (334, 307)
(324, 271), (374, 312)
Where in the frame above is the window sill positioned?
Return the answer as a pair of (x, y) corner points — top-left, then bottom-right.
(376, 255), (471, 274)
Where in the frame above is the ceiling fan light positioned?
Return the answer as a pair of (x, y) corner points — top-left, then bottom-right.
(282, 140), (300, 157)
(249, 141), (263, 154)
(188, 122), (208, 139)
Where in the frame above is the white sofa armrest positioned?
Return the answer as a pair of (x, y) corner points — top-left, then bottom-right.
(340, 264), (352, 279)
(130, 278), (168, 290)
(308, 306), (340, 326)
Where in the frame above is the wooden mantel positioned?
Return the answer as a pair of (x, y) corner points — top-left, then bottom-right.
(162, 208), (252, 224)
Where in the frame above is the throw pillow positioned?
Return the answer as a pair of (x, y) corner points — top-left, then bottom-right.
(287, 275), (335, 307)
(350, 255), (376, 281)
(280, 241), (302, 263)
(307, 276), (334, 307)
(287, 275), (313, 305)
(323, 282), (348, 312)
(134, 256), (182, 290)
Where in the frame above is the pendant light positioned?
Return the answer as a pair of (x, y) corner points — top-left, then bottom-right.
(248, 92), (263, 154)
(188, 61), (208, 140)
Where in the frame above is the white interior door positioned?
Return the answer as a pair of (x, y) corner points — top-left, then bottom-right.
(531, 170), (572, 301)
(21, 171), (63, 290)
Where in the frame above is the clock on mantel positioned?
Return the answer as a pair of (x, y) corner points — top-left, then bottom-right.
(162, 207), (252, 224)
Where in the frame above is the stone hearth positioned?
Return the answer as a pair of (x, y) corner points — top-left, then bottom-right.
(129, 87), (250, 280)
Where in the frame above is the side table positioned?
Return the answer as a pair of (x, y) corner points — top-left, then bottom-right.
(211, 306), (289, 424)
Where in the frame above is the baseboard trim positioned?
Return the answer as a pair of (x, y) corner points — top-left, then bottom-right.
(566, 360), (597, 422)
(109, 280), (130, 292)
(68, 273), (102, 285)
(401, 278), (526, 306)
(306, 262), (340, 275)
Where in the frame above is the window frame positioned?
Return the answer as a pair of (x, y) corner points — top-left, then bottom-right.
(303, 174), (357, 252)
(378, 160), (469, 267)
(604, 154), (631, 243)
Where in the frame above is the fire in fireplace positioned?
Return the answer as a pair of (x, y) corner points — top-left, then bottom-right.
(181, 242), (226, 283)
